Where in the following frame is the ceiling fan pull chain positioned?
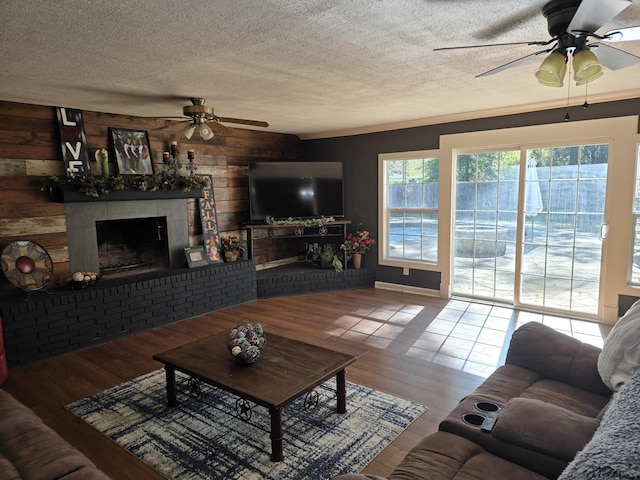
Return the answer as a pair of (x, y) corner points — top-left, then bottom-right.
(583, 79), (590, 109)
(564, 60), (572, 121)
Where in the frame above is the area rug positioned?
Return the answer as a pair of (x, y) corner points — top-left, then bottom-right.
(67, 369), (427, 480)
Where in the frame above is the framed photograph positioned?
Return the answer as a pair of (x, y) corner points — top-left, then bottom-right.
(184, 246), (209, 268)
(108, 127), (154, 175)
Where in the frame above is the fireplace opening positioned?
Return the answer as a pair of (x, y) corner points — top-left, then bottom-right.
(96, 217), (169, 278)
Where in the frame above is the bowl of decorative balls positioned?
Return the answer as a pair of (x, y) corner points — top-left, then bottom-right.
(226, 323), (266, 364)
(68, 271), (99, 289)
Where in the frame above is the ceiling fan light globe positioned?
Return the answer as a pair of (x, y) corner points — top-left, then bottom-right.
(534, 51), (567, 87)
(575, 70), (604, 86)
(182, 125), (196, 139)
(573, 49), (603, 84)
(536, 76), (565, 87)
(199, 123), (214, 141)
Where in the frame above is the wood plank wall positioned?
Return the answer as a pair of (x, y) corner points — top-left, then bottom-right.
(0, 100), (301, 297)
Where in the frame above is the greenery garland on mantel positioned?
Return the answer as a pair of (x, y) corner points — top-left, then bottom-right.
(264, 216), (337, 227)
(41, 171), (209, 198)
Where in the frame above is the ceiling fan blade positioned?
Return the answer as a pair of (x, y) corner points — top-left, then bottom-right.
(208, 121), (233, 135)
(218, 117), (269, 128)
(590, 42), (640, 70)
(434, 40), (550, 52)
(604, 25), (640, 42)
(476, 48), (554, 77)
(567, 0), (632, 35)
(473, 2), (546, 40)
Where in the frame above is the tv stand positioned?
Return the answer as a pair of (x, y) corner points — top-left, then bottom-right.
(244, 220), (351, 261)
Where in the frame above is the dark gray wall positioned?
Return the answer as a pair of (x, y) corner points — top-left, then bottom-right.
(302, 99), (640, 290)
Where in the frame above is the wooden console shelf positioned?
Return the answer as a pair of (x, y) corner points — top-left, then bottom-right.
(244, 220), (351, 259)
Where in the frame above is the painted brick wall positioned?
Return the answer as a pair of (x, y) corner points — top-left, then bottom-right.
(0, 261), (256, 367)
(257, 265), (375, 298)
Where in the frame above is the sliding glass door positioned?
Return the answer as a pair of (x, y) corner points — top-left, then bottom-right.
(453, 150), (520, 301)
(452, 144), (608, 316)
(519, 145), (608, 315)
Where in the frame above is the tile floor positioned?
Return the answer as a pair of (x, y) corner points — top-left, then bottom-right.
(328, 298), (611, 378)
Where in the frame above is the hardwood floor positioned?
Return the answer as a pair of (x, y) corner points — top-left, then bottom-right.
(2, 288), (609, 479)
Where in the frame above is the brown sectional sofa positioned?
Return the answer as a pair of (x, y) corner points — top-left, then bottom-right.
(334, 321), (615, 480)
(0, 389), (111, 479)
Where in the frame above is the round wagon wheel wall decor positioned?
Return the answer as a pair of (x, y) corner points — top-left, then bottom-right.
(1, 241), (53, 292)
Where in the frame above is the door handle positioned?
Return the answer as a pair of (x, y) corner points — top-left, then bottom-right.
(600, 223), (608, 240)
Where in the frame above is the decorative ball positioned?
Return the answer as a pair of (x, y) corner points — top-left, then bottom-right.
(68, 271), (99, 289)
(15, 256), (35, 274)
(226, 323), (266, 364)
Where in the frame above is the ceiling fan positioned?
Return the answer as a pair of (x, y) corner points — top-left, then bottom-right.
(435, 0), (640, 87)
(157, 98), (269, 140)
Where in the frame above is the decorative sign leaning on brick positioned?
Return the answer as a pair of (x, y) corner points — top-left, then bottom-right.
(55, 107), (91, 178)
(198, 174), (223, 264)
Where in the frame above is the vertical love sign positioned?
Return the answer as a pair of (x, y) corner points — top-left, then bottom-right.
(198, 174), (223, 264)
(55, 107), (90, 178)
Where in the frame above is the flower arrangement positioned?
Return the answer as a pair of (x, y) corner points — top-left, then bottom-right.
(341, 229), (376, 254)
(221, 236), (247, 252)
(221, 236), (247, 262)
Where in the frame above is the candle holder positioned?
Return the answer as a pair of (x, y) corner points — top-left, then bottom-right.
(185, 150), (197, 177)
(163, 141), (183, 175)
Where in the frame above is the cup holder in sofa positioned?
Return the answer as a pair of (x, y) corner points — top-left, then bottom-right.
(474, 401), (501, 413)
(461, 413), (486, 426)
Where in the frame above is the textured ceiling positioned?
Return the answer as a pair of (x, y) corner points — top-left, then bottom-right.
(1, 0), (639, 139)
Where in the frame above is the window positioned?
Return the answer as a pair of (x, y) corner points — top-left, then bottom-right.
(629, 145), (640, 285)
(380, 151), (439, 265)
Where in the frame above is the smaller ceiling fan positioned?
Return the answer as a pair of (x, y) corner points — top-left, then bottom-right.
(434, 0), (640, 87)
(157, 98), (269, 140)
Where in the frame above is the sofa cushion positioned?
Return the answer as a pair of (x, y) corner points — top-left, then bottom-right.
(471, 365), (610, 417)
(505, 322), (611, 397)
(470, 364), (543, 402)
(492, 398), (599, 462)
(332, 432), (548, 480)
(390, 431), (547, 480)
(559, 368), (640, 480)
(517, 378), (610, 417)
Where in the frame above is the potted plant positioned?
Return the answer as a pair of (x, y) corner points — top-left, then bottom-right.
(341, 229), (375, 269)
(309, 243), (343, 272)
(221, 236), (247, 262)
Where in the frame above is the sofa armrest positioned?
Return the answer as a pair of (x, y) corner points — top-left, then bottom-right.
(492, 397), (599, 462)
(0, 390), (112, 479)
(505, 322), (611, 397)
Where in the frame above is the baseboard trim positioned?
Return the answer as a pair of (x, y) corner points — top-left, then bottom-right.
(375, 281), (440, 297)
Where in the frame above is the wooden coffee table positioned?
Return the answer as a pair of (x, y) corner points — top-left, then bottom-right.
(152, 331), (357, 461)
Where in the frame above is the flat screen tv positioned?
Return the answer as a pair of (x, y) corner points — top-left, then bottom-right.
(248, 161), (344, 221)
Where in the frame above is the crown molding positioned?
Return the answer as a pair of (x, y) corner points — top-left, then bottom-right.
(299, 89), (640, 140)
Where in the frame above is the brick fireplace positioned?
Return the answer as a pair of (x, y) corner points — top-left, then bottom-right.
(0, 195), (375, 368)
